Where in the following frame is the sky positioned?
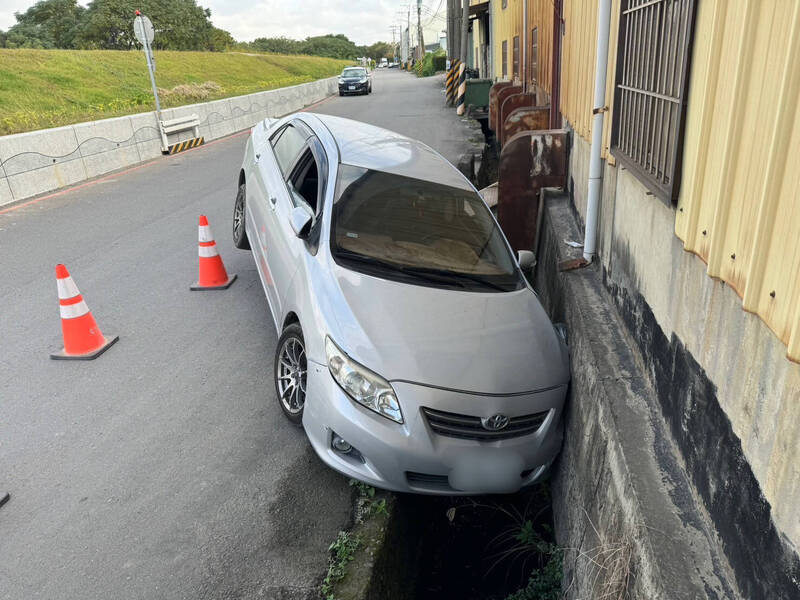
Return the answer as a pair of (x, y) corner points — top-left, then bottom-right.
(0, 0), (448, 47)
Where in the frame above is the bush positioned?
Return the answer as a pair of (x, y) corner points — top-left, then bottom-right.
(415, 49), (446, 77)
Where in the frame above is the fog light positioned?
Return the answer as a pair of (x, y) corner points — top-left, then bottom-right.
(332, 435), (353, 453)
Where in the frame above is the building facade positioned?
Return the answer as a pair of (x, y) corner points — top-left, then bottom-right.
(474, 0), (800, 596)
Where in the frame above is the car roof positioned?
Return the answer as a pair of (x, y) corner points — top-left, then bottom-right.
(305, 113), (474, 191)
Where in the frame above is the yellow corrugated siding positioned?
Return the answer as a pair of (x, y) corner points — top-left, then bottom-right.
(676, 0), (800, 362)
(527, 0), (554, 96)
(492, 0), (523, 80)
(559, 0), (619, 161)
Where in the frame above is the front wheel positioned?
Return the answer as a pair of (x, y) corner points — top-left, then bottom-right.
(233, 182), (250, 250)
(274, 323), (307, 425)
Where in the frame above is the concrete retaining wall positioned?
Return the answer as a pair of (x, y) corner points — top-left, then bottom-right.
(0, 77), (338, 208)
(534, 194), (740, 599)
(565, 127), (800, 598)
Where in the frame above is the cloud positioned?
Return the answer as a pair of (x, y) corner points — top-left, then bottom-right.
(0, 0), (35, 30)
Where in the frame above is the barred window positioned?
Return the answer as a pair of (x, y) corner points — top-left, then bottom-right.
(610, 0), (698, 204)
(530, 28), (538, 86)
(502, 40), (508, 78)
(513, 35), (520, 79)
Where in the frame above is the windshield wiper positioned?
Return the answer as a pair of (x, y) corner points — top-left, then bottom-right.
(335, 251), (467, 287)
(408, 268), (511, 292)
(335, 250), (511, 291)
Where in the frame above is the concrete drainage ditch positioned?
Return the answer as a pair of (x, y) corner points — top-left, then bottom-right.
(322, 482), (560, 600)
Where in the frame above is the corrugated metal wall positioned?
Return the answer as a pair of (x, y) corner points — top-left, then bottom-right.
(675, 0), (800, 362)
(491, 0), (522, 80)
(524, 0), (554, 96)
(559, 0), (620, 161)
(487, 0), (554, 93)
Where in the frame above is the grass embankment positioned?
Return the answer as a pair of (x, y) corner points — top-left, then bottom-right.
(0, 49), (352, 135)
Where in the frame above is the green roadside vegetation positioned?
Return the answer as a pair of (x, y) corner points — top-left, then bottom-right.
(0, 49), (351, 135)
(415, 48), (447, 77)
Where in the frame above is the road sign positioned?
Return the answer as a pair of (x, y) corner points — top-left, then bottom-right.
(133, 12), (161, 117)
(133, 15), (154, 46)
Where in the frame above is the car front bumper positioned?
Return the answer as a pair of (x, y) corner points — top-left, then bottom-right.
(302, 361), (566, 495)
(338, 81), (368, 94)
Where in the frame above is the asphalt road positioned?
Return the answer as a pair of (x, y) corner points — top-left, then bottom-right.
(0, 69), (467, 600)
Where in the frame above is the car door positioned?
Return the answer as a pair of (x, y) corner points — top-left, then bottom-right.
(251, 121), (308, 321)
(267, 125), (329, 319)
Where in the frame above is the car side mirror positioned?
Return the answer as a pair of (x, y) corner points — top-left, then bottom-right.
(517, 250), (535, 270)
(289, 206), (313, 238)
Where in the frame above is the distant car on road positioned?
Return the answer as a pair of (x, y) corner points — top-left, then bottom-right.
(379, 58), (388, 68)
(337, 67), (371, 96)
(232, 113), (570, 495)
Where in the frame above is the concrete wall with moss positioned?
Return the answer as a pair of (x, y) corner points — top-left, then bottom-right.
(565, 127), (800, 598)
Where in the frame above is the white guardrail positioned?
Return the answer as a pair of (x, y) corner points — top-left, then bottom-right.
(0, 76), (338, 208)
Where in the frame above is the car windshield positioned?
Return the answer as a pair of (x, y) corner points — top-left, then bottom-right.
(331, 165), (524, 292)
(342, 68), (365, 78)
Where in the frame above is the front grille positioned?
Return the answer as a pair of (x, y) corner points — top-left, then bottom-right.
(422, 407), (550, 441)
(406, 471), (453, 492)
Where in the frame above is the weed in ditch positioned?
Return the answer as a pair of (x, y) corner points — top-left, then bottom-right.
(348, 479), (389, 522)
(504, 547), (563, 600)
(321, 530), (361, 600)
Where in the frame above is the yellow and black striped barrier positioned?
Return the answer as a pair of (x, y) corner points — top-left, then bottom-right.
(446, 59), (460, 106)
(166, 136), (205, 155)
(456, 61), (467, 116)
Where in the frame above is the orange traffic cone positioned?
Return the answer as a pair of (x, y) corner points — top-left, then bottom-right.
(50, 264), (118, 360)
(190, 215), (236, 290)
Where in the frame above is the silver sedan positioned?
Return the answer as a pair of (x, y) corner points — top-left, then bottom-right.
(232, 113), (570, 494)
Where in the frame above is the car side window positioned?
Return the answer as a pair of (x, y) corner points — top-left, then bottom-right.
(288, 148), (319, 214)
(271, 124), (307, 178)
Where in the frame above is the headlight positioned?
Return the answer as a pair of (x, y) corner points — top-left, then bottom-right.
(325, 337), (403, 424)
(338, 78), (344, 84)
(359, 77), (367, 83)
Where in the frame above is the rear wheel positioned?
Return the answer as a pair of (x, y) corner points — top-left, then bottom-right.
(232, 182), (250, 250)
(274, 323), (307, 425)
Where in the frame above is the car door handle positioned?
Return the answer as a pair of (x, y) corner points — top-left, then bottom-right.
(269, 196), (278, 209)
(254, 152), (261, 162)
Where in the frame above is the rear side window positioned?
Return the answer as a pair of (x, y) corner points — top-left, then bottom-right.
(271, 124), (307, 178)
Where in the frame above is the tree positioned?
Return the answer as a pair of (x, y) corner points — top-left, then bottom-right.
(75, 0), (228, 50)
(298, 34), (359, 60)
(4, 0), (84, 48)
(207, 27), (234, 52)
(365, 41), (392, 60)
(249, 36), (301, 54)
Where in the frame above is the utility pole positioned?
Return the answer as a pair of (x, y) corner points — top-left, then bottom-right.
(408, 6), (412, 61)
(417, 0), (425, 61)
(451, 0), (460, 65)
(456, 0), (469, 115)
(389, 25), (401, 61)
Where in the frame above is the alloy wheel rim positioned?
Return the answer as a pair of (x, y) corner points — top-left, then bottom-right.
(277, 336), (307, 414)
(233, 193), (244, 241)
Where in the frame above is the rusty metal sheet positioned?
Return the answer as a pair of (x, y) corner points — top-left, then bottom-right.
(498, 129), (568, 252)
(489, 82), (519, 132)
(502, 106), (551, 146)
(498, 92), (536, 146)
(494, 86), (523, 135)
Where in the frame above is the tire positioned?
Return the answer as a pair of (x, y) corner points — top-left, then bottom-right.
(339, 91), (344, 96)
(232, 182), (250, 250)
(274, 323), (307, 425)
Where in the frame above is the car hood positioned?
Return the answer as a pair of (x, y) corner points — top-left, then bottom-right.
(329, 265), (570, 395)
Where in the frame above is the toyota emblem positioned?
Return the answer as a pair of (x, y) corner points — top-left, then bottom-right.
(481, 414), (510, 431)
